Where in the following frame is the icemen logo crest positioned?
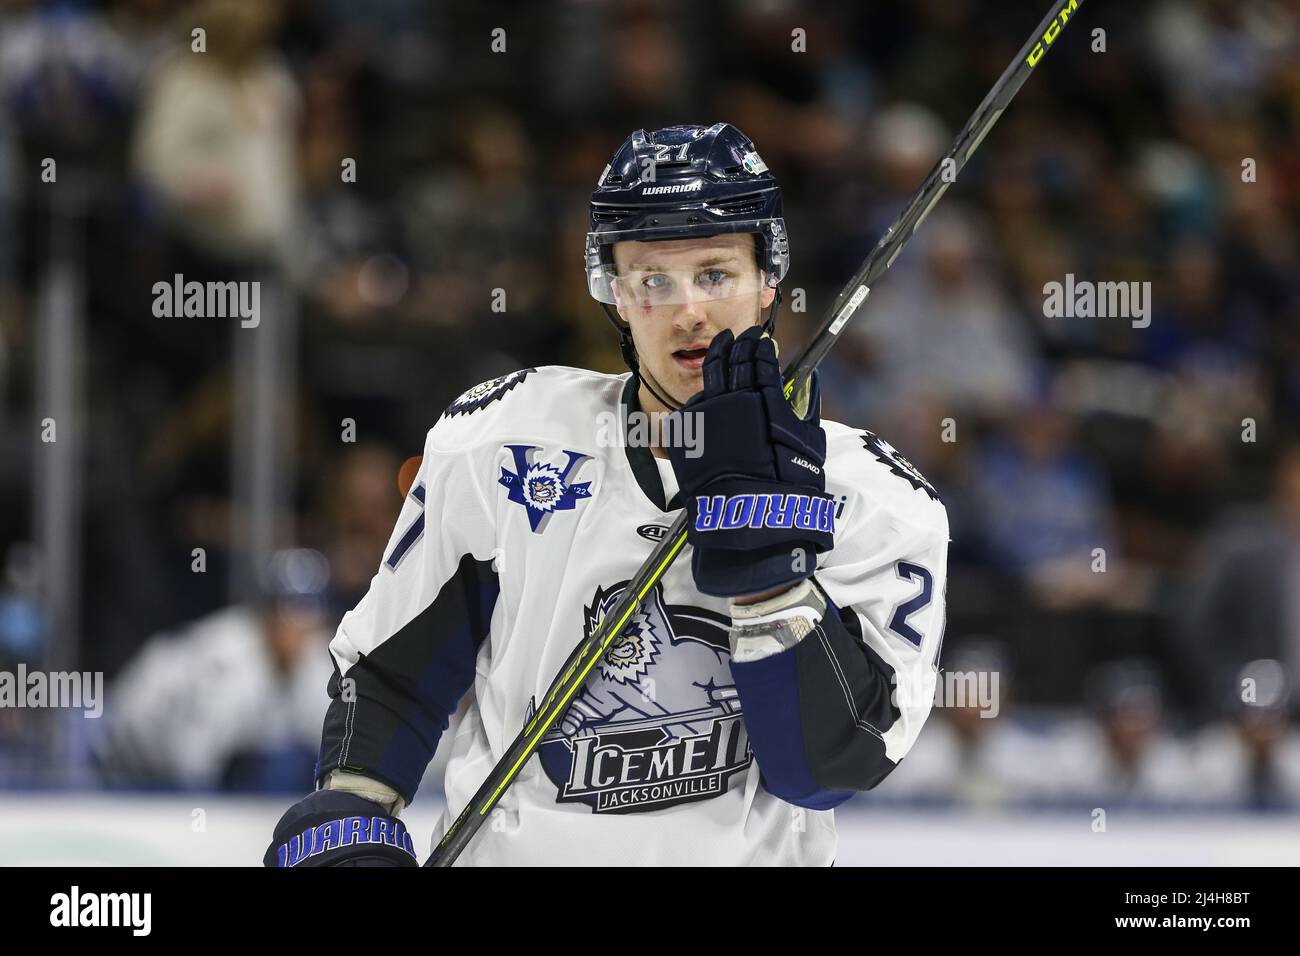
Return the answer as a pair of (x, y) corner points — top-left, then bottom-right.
(445, 368), (535, 417)
(861, 430), (940, 501)
(526, 580), (751, 814)
(498, 444), (594, 533)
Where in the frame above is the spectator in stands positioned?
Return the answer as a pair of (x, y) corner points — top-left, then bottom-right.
(1182, 439), (1300, 715)
(1189, 659), (1300, 809)
(1051, 659), (1197, 805)
(131, 0), (300, 268)
(881, 642), (1061, 806)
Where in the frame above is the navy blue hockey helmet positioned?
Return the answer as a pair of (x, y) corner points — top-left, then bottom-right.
(586, 123), (789, 371)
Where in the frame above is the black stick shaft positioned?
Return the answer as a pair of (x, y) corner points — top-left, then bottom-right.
(429, 0), (1087, 867)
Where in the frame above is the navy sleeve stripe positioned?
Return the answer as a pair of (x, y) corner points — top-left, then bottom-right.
(794, 601), (904, 792)
(729, 647), (856, 811)
(813, 625), (885, 740)
(318, 555), (499, 803)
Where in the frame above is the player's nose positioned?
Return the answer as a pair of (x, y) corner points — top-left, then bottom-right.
(671, 298), (709, 333)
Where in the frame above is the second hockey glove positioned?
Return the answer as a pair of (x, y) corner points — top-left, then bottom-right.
(264, 789), (419, 867)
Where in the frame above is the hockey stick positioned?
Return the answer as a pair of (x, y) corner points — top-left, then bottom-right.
(428, 0), (1087, 866)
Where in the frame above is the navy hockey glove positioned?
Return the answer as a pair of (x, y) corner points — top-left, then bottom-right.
(264, 790), (419, 867)
(666, 325), (835, 597)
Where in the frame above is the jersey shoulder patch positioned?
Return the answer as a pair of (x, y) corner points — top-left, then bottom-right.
(443, 368), (536, 418)
(822, 420), (947, 541)
(859, 428), (940, 502)
(430, 365), (627, 455)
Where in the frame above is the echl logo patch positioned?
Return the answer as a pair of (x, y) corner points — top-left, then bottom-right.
(445, 369), (535, 417)
(498, 444), (594, 533)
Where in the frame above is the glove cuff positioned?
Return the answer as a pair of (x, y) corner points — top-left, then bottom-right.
(691, 541), (819, 598)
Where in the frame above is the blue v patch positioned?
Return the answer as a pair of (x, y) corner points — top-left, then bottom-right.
(498, 444), (594, 533)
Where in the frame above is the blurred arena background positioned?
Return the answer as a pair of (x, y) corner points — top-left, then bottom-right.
(2, 0), (1300, 864)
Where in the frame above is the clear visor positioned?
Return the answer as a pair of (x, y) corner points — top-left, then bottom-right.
(585, 220), (787, 306)
(594, 262), (767, 307)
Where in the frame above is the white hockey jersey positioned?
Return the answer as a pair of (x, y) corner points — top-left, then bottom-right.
(320, 365), (949, 865)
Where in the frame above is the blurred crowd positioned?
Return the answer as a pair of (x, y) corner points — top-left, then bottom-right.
(1, 0), (1299, 809)
(884, 648), (1300, 811)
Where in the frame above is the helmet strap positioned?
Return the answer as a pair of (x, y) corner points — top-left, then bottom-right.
(638, 363), (684, 414)
(763, 285), (782, 336)
(601, 303), (684, 412)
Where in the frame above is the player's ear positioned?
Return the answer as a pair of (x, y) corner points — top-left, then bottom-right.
(759, 283), (776, 309)
(610, 281), (629, 323)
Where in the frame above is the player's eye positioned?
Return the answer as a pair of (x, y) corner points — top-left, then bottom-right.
(642, 274), (671, 290)
(697, 269), (737, 296)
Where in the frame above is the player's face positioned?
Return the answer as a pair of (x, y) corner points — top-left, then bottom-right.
(612, 234), (777, 405)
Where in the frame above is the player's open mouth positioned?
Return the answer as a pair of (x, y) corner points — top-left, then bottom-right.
(672, 348), (707, 371)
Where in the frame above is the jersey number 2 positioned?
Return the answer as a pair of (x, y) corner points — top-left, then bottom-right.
(888, 561), (933, 648)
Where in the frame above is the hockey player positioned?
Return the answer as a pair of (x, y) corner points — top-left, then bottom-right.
(266, 123), (950, 866)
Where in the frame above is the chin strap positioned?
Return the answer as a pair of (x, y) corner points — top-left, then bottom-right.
(601, 303), (685, 412)
(763, 286), (782, 337)
(638, 364), (684, 413)
(602, 288), (783, 414)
